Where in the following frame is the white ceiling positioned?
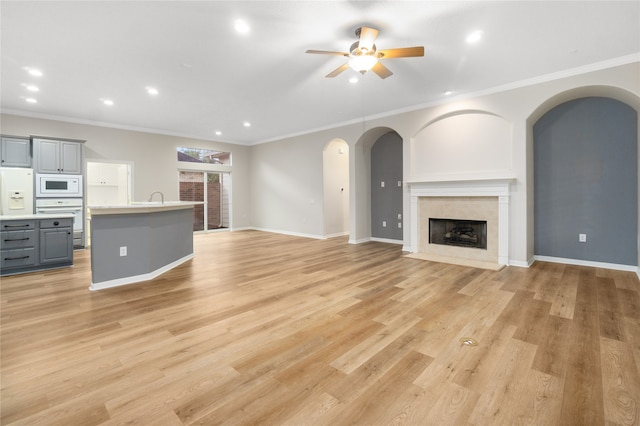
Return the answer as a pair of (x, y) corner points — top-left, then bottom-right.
(1, 1), (639, 145)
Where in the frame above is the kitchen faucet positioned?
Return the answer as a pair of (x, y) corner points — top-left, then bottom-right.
(148, 191), (164, 204)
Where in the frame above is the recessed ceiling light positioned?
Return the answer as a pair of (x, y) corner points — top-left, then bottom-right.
(349, 77), (359, 84)
(466, 30), (483, 44)
(234, 19), (250, 34)
(146, 87), (159, 95)
(444, 90), (453, 95)
(243, 121), (251, 127)
(26, 98), (38, 104)
(215, 131), (222, 136)
(27, 68), (43, 77)
(103, 99), (114, 106)
(26, 85), (40, 92)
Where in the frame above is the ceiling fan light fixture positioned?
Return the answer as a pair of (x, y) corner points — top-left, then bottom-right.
(348, 55), (378, 74)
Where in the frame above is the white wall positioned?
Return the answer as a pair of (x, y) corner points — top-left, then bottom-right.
(0, 114), (252, 229)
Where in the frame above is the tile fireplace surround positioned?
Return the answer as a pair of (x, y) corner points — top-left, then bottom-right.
(408, 178), (514, 267)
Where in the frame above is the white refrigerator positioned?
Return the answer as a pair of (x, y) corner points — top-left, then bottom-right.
(0, 167), (34, 215)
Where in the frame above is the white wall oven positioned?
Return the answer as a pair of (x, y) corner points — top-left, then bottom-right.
(35, 198), (84, 248)
(36, 174), (83, 198)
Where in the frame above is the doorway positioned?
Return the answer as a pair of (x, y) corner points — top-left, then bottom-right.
(85, 160), (132, 246)
(179, 170), (230, 231)
(323, 139), (349, 238)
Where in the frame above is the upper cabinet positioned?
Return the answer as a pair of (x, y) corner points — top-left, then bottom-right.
(33, 138), (84, 174)
(1, 136), (31, 168)
(87, 162), (120, 186)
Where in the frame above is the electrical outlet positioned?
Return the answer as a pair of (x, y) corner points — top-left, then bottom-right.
(120, 246), (127, 256)
(579, 234), (586, 243)
(397, 213), (402, 220)
(382, 221), (387, 227)
(398, 222), (402, 228)
(397, 181), (402, 187)
(381, 181), (385, 188)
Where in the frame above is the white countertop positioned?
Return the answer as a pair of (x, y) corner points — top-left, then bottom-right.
(1, 213), (75, 221)
(88, 201), (203, 215)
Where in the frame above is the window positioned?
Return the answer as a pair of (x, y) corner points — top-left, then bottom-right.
(177, 147), (231, 165)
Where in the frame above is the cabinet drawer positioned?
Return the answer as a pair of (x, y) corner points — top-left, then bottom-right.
(1, 229), (36, 249)
(39, 218), (73, 229)
(1, 220), (35, 231)
(1, 248), (36, 268)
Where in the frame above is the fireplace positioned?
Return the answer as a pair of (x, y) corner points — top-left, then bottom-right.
(429, 218), (487, 249)
(408, 178), (514, 266)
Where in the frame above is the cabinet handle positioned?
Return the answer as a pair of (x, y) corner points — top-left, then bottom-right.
(4, 256), (30, 261)
(4, 238), (30, 242)
(3, 224), (30, 228)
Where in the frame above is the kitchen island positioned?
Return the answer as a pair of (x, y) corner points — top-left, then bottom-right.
(87, 202), (200, 291)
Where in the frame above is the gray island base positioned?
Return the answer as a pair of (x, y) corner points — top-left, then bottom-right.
(88, 203), (198, 291)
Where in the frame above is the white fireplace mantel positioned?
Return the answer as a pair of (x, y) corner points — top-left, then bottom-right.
(408, 177), (515, 266)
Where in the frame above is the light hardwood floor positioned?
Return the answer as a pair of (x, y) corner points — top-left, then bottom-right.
(1, 230), (639, 425)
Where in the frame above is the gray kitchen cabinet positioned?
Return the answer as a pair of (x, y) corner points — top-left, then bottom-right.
(33, 137), (83, 174)
(1, 136), (31, 168)
(1, 220), (37, 272)
(1, 217), (73, 276)
(39, 219), (73, 264)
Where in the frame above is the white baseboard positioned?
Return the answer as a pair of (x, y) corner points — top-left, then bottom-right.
(508, 259), (532, 268)
(370, 237), (404, 245)
(324, 231), (349, 239)
(349, 237), (371, 244)
(533, 255), (639, 273)
(249, 227), (324, 240)
(89, 253), (194, 291)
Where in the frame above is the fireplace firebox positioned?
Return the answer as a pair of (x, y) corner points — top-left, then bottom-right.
(429, 218), (487, 249)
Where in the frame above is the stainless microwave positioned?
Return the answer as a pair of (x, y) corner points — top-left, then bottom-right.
(35, 174), (83, 197)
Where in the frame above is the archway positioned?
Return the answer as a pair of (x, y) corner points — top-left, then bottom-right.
(323, 139), (349, 238)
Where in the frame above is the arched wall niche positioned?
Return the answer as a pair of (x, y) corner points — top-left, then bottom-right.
(351, 126), (400, 244)
(525, 85), (640, 269)
(410, 110), (513, 179)
(527, 85), (640, 125)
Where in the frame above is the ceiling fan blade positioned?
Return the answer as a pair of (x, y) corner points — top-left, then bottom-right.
(371, 61), (393, 79)
(377, 46), (424, 58)
(358, 26), (379, 52)
(306, 49), (349, 56)
(326, 63), (349, 78)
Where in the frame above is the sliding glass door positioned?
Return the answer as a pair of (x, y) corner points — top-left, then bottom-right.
(179, 171), (230, 232)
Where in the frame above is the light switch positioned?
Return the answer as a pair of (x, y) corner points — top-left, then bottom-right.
(381, 181), (385, 188)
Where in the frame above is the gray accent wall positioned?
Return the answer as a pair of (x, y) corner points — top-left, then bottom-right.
(371, 131), (403, 240)
(534, 97), (638, 266)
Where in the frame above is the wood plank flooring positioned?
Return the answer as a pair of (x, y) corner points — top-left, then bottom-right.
(1, 230), (639, 425)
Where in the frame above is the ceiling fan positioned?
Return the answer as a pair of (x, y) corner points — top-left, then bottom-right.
(306, 26), (424, 79)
